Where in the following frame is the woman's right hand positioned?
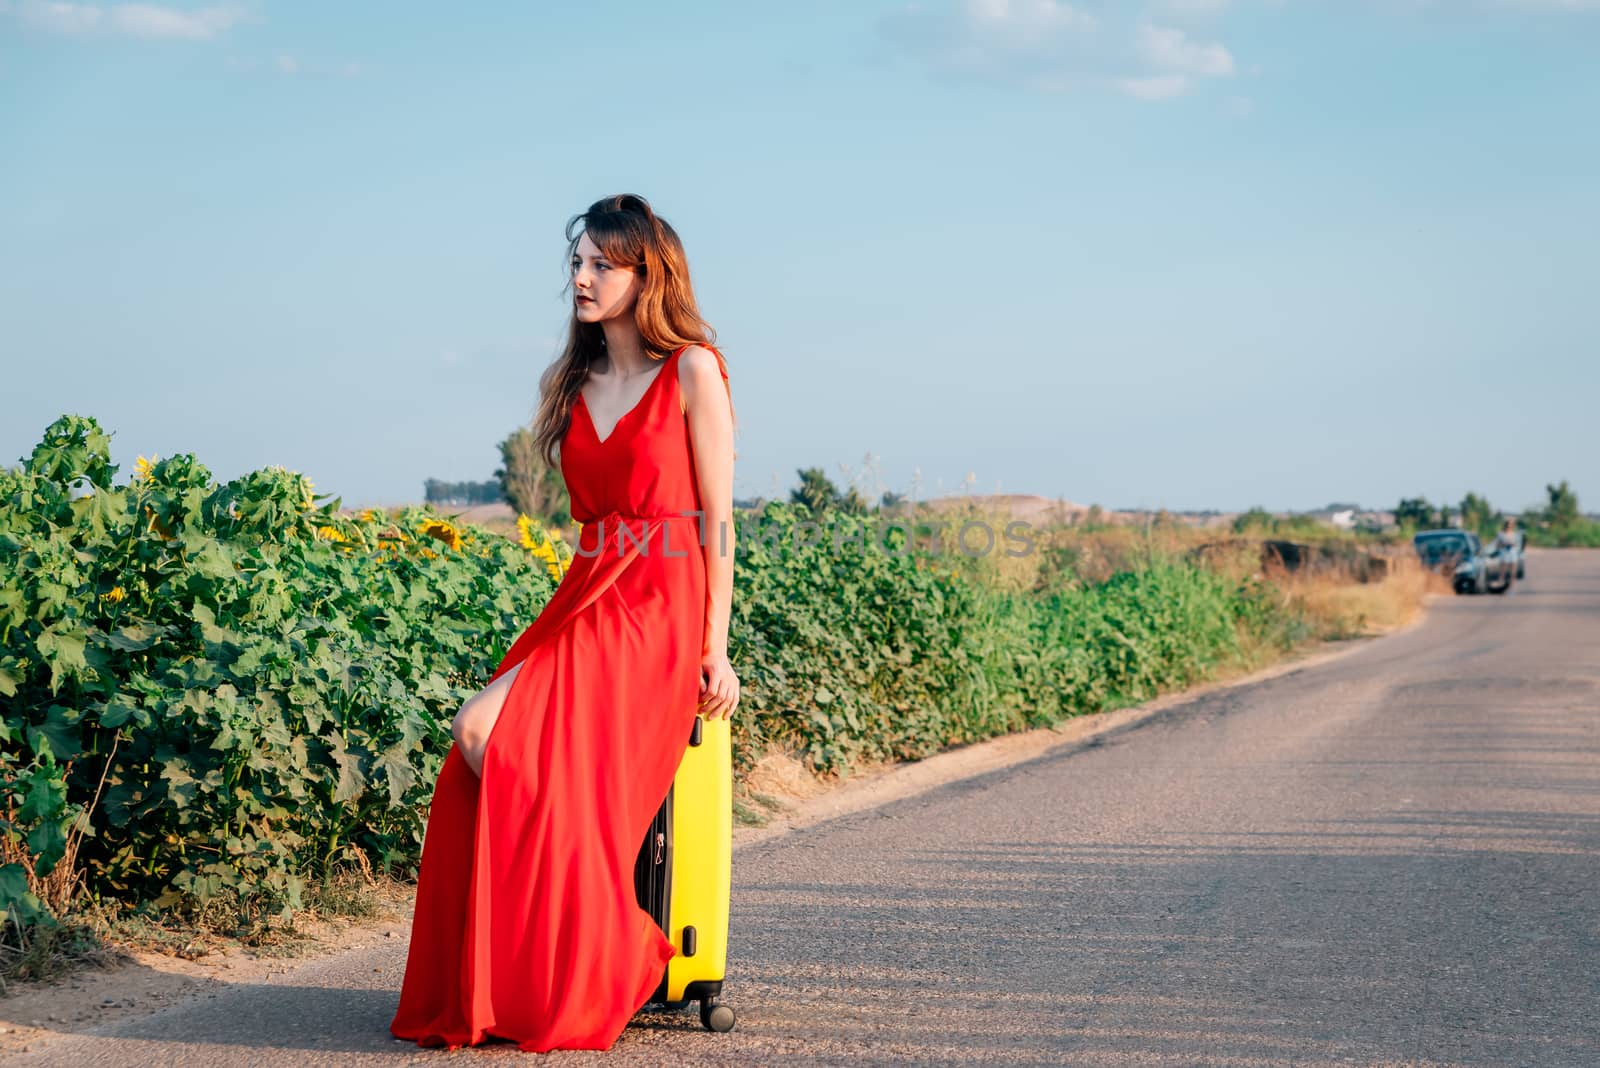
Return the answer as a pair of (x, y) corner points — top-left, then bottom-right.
(698, 653), (740, 721)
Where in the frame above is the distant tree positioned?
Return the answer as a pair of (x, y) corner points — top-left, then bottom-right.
(1522, 480), (1600, 547)
(1232, 506), (1275, 534)
(839, 485), (871, 515)
(792, 466), (841, 515)
(423, 478), (503, 506)
(880, 489), (907, 511)
(496, 425), (570, 525)
(1459, 491), (1495, 538)
(1394, 497), (1436, 529)
(1544, 480), (1581, 531)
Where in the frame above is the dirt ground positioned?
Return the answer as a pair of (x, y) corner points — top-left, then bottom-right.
(0, 879), (419, 1056)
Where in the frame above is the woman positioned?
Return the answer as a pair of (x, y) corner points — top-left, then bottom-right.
(389, 193), (741, 1052)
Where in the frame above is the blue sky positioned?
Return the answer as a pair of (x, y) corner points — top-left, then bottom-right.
(3, 1), (1596, 515)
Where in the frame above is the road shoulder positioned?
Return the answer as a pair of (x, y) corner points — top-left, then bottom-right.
(0, 612), (1426, 1056)
(731, 622), (1418, 850)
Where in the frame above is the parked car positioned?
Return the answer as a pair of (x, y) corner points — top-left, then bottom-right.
(1412, 529), (1514, 594)
(1482, 539), (1518, 594)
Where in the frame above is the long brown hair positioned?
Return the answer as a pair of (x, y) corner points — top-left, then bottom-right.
(531, 193), (736, 468)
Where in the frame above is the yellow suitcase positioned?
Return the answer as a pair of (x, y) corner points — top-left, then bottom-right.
(633, 712), (736, 1032)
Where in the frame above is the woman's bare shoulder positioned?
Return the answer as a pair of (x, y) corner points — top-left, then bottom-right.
(678, 345), (726, 389)
(678, 343), (723, 376)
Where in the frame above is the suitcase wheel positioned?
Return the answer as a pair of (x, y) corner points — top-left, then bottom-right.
(700, 1000), (736, 1033)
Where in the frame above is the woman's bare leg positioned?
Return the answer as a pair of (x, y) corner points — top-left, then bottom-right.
(451, 660), (522, 777)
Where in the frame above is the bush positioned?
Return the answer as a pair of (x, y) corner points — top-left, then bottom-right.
(2, 416), (1323, 956)
(726, 503), (1300, 775)
(1, 415), (572, 929)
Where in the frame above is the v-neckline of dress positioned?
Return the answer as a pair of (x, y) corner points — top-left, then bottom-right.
(578, 349), (678, 446)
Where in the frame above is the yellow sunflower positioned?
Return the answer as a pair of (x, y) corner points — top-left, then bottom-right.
(517, 514), (571, 582)
(420, 518), (463, 552)
(143, 505), (175, 542)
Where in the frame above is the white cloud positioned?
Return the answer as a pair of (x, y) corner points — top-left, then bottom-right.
(964, 0), (1096, 35)
(1367, 0), (1600, 12)
(8, 0), (104, 33)
(113, 3), (242, 38)
(3, 1), (248, 39)
(1137, 22), (1236, 76)
(879, 0), (1243, 101)
(877, 0), (1102, 85)
(1156, 0), (1234, 15)
(879, 0), (1600, 104)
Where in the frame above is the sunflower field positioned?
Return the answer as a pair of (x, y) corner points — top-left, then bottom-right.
(1, 415), (573, 933)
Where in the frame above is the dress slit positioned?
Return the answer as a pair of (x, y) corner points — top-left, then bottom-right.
(391, 344), (724, 1052)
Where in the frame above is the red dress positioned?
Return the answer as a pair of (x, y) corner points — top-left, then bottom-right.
(390, 343), (728, 1052)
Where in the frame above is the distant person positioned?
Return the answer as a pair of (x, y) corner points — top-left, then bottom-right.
(390, 194), (740, 1052)
(1496, 518), (1520, 553)
(1493, 518), (1523, 588)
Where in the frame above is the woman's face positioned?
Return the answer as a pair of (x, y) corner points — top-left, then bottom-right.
(571, 232), (639, 323)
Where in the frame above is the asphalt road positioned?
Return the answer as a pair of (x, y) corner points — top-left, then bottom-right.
(14, 550), (1599, 1067)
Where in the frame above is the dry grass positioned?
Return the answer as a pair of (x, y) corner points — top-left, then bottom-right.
(0, 727), (133, 990)
(88, 857), (417, 965)
(1, 852), (419, 992)
(0, 909), (126, 993)
(732, 747), (832, 827)
(899, 498), (1217, 593)
(1274, 552), (1440, 639)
